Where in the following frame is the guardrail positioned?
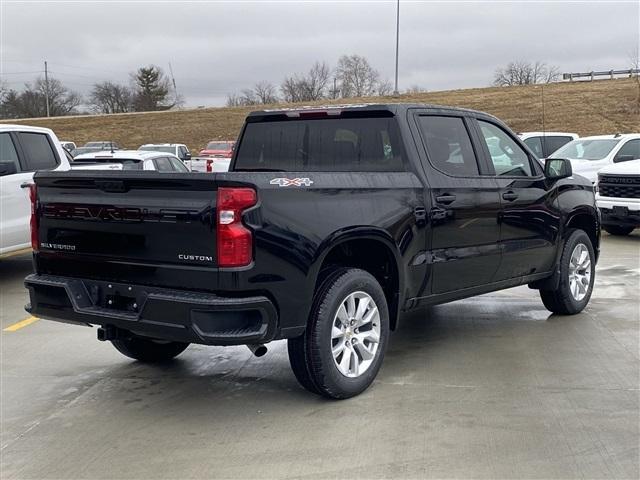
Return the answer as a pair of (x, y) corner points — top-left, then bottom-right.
(563, 68), (639, 81)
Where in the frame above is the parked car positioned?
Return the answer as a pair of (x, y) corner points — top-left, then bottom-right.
(187, 156), (231, 173)
(0, 124), (70, 255)
(72, 150), (190, 172)
(551, 134), (640, 183)
(519, 132), (578, 159)
(138, 143), (191, 162)
(83, 141), (121, 150)
(189, 140), (235, 172)
(59, 141), (77, 152)
(25, 104), (600, 399)
(596, 159), (640, 236)
(199, 140), (234, 158)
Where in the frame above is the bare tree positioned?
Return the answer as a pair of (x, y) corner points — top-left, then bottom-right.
(239, 88), (258, 105)
(377, 79), (394, 96)
(305, 62), (331, 100)
(280, 75), (306, 103)
(405, 85), (428, 94)
(335, 54), (380, 97)
(253, 81), (278, 104)
(226, 92), (243, 107)
(493, 60), (560, 86)
(89, 81), (133, 114)
(1, 76), (81, 118)
(36, 77), (82, 116)
(280, 61), (331, 102)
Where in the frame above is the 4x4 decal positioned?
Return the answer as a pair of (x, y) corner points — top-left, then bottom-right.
(270, 177), (314, 187)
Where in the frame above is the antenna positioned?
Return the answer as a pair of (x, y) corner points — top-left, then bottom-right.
(168, 62), (178, 106)
(541, 84), (546, 154)
(44, 60), (50, 117)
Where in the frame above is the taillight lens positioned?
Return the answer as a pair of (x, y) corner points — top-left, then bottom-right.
(28, 183), (39, 252)
(206, 159), (213, 172)
(216, 187), (257, 267)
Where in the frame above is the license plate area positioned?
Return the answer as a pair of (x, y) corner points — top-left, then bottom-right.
(105, 293), (138, 312)
(85, 281), (145, 313)
(613, 206), (629, 217)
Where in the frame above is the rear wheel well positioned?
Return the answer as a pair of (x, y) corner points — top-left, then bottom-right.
(317, 239), (400, 330)
(566, 213), (599, 260)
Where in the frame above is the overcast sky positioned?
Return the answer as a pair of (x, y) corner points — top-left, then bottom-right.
(1, 0), (638, 108)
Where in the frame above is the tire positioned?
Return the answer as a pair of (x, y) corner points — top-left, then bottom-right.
(540, 229), (595, 315)
(604, 225), (634, 236)
(111, 334), (189, 362)
(288, 268), (389, 399)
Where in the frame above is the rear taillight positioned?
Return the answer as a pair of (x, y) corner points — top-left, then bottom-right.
(28, 183), (39, 252)
(206, 159), (213, 172)
(216, 187), (257, 267)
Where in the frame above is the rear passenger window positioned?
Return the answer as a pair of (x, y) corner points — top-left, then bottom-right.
(18, 132), (59, 171)
(523, 137), (543, 158)
(155, 157), (173, 172)
(0, 133), (20, 176)
(169, 157), (189, 172)
(417, 116), (479, 176)
(478, 121), (532, 177)
(544, 136), (573, 156)
(234, 117), (405, 172)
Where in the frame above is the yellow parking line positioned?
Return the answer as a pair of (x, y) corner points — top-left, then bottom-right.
(0, 247), (32, 260)
(3, 316), (39, 332)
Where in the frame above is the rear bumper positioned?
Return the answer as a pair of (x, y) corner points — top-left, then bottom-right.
(24, 274), (278, 346)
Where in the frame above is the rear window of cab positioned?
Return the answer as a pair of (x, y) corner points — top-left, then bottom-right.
(234, 117), (406, 172)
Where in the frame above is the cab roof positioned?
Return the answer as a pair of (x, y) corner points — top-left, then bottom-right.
(247, 103), (491, 121)
(576, 133), (640, 140)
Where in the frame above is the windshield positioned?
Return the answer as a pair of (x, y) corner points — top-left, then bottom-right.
(553, 139), (621, 161)
(206, 142), (233, 150)
(139, 146), (175, 154)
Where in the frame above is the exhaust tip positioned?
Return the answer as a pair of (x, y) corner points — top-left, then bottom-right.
(247, 344), (267, 357)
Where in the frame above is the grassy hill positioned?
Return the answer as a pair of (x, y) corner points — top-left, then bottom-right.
(3, 78), (639, 153)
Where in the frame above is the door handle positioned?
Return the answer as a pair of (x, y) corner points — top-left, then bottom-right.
(435, 194), (456, 205)
(502, 191), (518, 201)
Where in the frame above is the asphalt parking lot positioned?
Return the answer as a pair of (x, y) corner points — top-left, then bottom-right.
(1, 233), (638, 479)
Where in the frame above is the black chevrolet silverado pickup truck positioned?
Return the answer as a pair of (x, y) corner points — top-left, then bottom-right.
(25, 104), (600, 398)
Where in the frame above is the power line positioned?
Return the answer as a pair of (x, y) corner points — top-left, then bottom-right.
(48, 62), (127, 74)
(0, 70), (44, 75)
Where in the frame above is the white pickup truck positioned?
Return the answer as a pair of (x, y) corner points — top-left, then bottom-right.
(138, 143), (192, 163)
(0, 125), (71, 255)
(596, 159), (640, 236)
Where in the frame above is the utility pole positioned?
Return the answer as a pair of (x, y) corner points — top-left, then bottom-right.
(168, 62), (178, 106)
(44, 60), (50, 117)
(393, 0), (400, 95)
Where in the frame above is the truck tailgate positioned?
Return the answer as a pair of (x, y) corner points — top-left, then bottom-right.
(33, 171), (222, 285)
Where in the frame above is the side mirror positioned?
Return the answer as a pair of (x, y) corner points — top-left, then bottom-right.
(184, 152), (192, 160)
(613, 155), (634, 163)
(0, 161), (18, 176)
(544, 158), (572, 180)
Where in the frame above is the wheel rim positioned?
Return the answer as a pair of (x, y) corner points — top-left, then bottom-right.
(331, 291), (381, 378)
(568, 243), (592, 302)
